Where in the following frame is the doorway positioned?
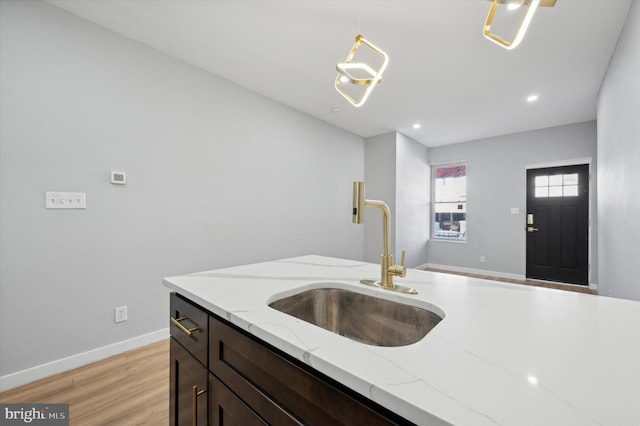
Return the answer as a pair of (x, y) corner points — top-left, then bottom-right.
(526, 164), (589, 285)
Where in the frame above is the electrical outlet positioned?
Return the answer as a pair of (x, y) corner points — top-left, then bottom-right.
(115, 306), (127, 323)
(480, 256), (486, 263)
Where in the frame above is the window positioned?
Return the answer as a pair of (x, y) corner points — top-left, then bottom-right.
(534, 173), (579, 197)
(432, 162), (467, 240)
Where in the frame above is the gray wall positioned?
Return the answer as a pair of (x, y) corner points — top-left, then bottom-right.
(0, 0), (364, 378)
(363, 133), (397, 264)
(396, 133), (430, 268)
(363, 132), (429, 268)
(427, 121), (598, 281)
(597, 0), (640, 301)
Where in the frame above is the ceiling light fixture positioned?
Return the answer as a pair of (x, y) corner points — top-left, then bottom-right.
(483, 0), (557, 50)
(527, 94), (539, 102)
(412, 123), (421, 129)
(335, 34), (389, 107)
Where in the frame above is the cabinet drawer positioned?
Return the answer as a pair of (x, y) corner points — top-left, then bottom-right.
(170, 292), (208, 366)
(209, 316), (407, 426)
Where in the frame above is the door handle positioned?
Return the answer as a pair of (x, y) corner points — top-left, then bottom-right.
(527, 226), (539, 232)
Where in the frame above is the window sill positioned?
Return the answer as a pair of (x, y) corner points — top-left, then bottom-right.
(430, 237), (467, 243)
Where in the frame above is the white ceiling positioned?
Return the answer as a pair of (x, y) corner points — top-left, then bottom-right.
(46, 0), (632, 147)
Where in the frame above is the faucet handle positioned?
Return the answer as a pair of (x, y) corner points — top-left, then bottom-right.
(389, 250), (407, 278)
(398, 250), (407, 277)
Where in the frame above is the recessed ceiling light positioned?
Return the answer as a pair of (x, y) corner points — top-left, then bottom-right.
(507, 3), (522, 11)
(412, 123), (421, 129)
(527, 94), (539, 103)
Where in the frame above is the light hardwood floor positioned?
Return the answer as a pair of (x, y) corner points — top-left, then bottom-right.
(0, 339), (169, 425)
(424, 267), (598, 295)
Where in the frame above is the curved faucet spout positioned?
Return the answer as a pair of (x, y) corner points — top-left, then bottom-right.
(351, 181), (415, 294)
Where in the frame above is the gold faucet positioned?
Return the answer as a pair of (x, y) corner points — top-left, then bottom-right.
(352, 181), (417, 294)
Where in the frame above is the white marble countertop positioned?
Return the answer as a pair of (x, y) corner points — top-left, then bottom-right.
(163, 255), (640, 426)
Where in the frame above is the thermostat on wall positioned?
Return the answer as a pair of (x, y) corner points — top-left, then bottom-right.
(111, 171), (126, 185)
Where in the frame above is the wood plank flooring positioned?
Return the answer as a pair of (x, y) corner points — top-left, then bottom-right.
(0, 339), (169, 425)
(424, 267), (598, 295)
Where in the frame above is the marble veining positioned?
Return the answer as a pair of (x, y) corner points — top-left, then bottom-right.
(163, 255), (640, 426)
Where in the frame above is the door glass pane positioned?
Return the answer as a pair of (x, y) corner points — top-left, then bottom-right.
(535, 176), (548, 187)
(563, 174), (578, 185)
(564, 185), (578, 196)
(549, 175), (562, 186)
(549, 186), (563, 197)
(535, 187), (548, 198)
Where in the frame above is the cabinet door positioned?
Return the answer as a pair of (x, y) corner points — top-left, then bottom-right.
(209, 374), (266, 426)
(170, 338), (208, 426)
(209, 316), (404, 426)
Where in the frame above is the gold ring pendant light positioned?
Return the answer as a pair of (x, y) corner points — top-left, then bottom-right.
(334, 1), (556, 107)
(335, 34), (389, 107)
(484, 0), (557, 49)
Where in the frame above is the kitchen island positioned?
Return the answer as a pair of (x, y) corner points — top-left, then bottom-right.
(163, 255), (640, 426)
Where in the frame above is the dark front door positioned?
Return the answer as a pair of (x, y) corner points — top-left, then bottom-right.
(526, 164), (589, 285)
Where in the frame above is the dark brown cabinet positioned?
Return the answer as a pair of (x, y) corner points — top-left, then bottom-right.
(170, 292), (412, 426)
(170, 293), (209, 426)
(170, 338), (208, 426)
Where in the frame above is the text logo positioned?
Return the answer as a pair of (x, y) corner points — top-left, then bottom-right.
(1, 404), (68, 425)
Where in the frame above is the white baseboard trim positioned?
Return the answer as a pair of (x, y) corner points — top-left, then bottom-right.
(0, 328), (169, 392)
(423, 263), (525, 281)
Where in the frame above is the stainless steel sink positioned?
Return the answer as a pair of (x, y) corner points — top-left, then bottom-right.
(268, 287), (442, 347)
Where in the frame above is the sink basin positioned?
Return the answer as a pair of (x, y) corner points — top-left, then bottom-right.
(268, 287), (442, 347)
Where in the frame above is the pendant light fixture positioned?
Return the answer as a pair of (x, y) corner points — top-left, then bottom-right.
(335, 34), (389, 107)
(483, 0), (557, 50)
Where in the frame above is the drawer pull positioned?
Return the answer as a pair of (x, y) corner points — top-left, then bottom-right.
(192, 385), (207, 426)
(170, 316), (200, 336)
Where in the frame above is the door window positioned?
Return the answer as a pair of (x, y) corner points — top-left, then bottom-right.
(534, 173), (579, 198)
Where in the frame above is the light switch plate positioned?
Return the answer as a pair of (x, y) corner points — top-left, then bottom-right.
(46, 192), (86, 209)
(510, 207), (520, 215)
